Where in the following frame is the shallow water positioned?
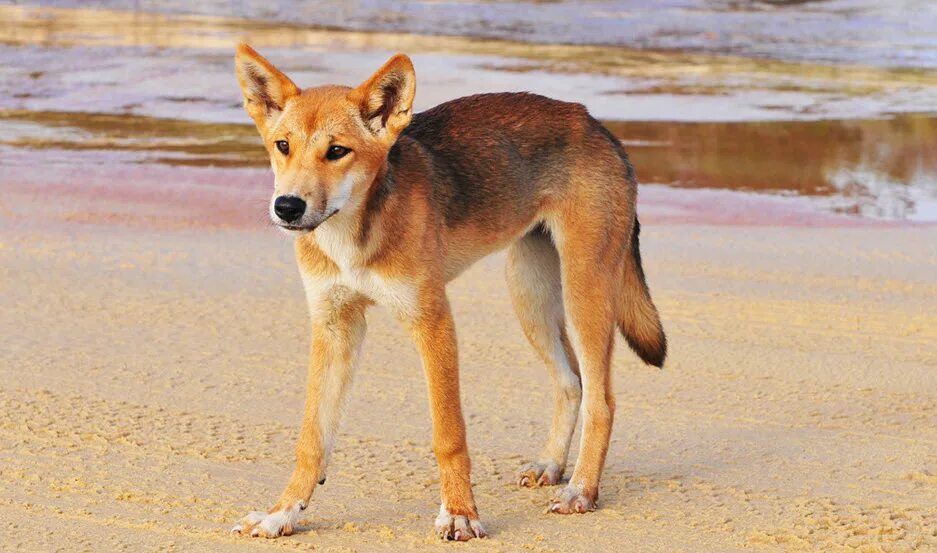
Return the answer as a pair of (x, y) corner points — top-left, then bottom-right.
(32, 0), (937, 69)
(2, 4), (936, 123)
(1, 3), (936, 222)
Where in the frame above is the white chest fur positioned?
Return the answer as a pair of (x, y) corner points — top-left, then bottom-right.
(301, 222), (418, 319)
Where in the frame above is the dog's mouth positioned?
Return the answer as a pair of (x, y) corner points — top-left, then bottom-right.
(276, 209), (339, 232)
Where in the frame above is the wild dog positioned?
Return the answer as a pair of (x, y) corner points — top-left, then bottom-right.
(230, 44), (666, 541)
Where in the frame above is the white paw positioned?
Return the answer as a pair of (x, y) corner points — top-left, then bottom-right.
(434, 504), (487, 541)
(231, 500), (306, 538)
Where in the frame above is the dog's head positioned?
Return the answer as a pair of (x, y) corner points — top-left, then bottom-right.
(235, 44), (415, 233)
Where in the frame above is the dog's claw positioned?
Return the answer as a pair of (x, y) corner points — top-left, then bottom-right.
(435, 505), (486, 541)
(517, 461), (563, 488)
(231, 502), (303, 539)
(549, 484), (596, 514)
(230, 510), (265, 535)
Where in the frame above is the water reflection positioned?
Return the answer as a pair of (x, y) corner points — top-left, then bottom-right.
(608, 116), (937, 221)
(2, 109), (935, 221)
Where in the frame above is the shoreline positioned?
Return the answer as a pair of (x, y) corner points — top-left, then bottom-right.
(4, 168), (932, 235)
(3, 107), (937, 225)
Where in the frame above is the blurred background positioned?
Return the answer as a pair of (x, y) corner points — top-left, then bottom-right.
(2, 0), (937, 224)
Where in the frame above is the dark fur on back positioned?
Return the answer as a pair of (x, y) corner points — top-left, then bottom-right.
(400, 93), (580, 227)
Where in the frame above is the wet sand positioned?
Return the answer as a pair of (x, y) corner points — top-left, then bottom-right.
(22, 0), (937, 68)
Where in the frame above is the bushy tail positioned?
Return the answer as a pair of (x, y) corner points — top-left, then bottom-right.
(618, 218), (667, 367)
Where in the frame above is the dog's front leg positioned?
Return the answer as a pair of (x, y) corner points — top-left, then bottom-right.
(405, 294), (486, 541)
(233, 286), (367, 538)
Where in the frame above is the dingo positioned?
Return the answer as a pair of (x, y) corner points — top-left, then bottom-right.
(231, 44), (666, 541)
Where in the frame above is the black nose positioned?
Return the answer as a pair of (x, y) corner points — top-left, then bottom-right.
(274, 195), (306, 223)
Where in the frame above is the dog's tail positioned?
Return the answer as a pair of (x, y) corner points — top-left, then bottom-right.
(618, 218), (667, 367)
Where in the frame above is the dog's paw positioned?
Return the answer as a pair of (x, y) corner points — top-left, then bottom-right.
(516, 461), (564, 487)
(231, 500), (306, 538)
(548, 484), (596, 514)
(434, 504), (487, 541)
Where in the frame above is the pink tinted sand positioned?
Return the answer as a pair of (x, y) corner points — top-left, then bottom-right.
(2, 146), (925, 233)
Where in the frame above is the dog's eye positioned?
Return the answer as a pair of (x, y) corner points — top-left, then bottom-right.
(275, 140), (289, 155)
(326, 145), (351, 161)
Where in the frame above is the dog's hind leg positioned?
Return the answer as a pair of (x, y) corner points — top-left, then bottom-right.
(545, 208), (628, 514)
(506, 226), (582, 488)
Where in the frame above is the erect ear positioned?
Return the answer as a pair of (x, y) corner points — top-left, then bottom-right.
(349, 54), (416, 138)
(234, 43), (300, 132)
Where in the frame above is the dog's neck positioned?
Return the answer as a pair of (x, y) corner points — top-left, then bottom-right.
(306, 157), (396, 271)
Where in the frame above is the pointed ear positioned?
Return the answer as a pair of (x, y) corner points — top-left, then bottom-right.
(349, 54), (416, 138)
(234, 43), (300, 132)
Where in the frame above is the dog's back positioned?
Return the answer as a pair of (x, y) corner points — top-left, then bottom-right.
(399, 93), (635, 227)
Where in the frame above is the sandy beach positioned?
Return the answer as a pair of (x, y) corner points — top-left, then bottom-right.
(2, 184), (936, 552)
(2, 2), (937, 552)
